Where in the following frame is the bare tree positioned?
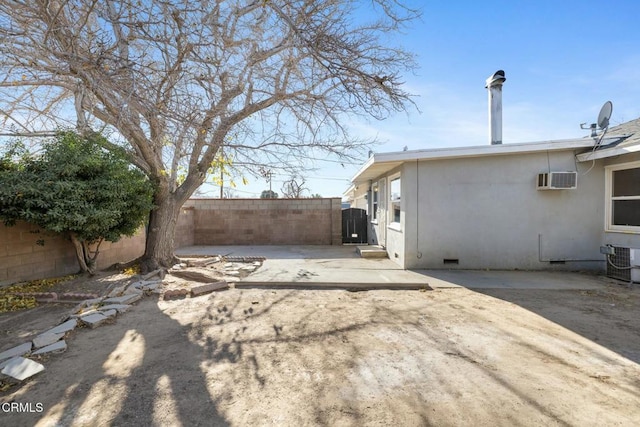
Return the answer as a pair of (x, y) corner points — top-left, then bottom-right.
(223, 188), (239, 199)
(281, 175), (309, 198)
(0, 0), (418, 271)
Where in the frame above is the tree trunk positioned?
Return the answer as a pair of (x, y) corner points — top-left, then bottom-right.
(140, 194), (182, 273)
(140, 171), (204, 273)
(69, 232), (96, 274)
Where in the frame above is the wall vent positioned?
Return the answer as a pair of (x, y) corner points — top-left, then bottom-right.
(537, 172), (577, 190)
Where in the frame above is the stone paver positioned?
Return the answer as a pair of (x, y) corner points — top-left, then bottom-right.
(79, 312), (109, 329)
(59, 292), (98, 301)
(13, 292), (57, 302)
(0, 260), (260, 389)
(70, 308), (99, 318)
(163, 289), (189, 300)
(107, 284), (127, 298)
(140, 268), (164, 280)
(82, 297), (104, 306)
(32, 332), (64, 349)
(103, 294), (142, 305)
(46, 319), (78, 335)
(100, 309), (117, 318)
(132, 280), (161, 289)
(0, 358), (14, 370)
(98, 304), (131, 314)
(1, 357), (44, 381)
(191, 282), (229, 297)
(123, 286), (143, 296)
(142, 282), (161, 291)
(31, 341), (67, 356)
(0, 342), (33, 362)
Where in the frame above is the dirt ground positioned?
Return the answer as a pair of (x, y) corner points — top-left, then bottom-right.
(1, 271), (640, 426)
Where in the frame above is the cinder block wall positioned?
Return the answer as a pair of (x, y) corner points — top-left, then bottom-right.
(1, 197), (342, 283)
(184, 198), (342, 246)
(174, 206), (195, 249)
(0, 221), (145, 285)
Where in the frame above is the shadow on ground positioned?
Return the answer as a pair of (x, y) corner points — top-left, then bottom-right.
(476, 286), (640, 364)
(2, 283), (639, 426)
(2, 298), (230, 426)
(411, 269), (640, 364)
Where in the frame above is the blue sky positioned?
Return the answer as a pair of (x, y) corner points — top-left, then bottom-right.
(199, 0), (640, 199)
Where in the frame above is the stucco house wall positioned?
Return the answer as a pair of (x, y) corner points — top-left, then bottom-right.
(368, 165), (405, 265)
(364, 150), (607, 270)
(353, 118), (640, 273)
(361, 148), (640, 271)
(343, 184), (369, 212)
(400, 151), (605, 270)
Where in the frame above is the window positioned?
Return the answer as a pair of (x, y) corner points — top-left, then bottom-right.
(606, 162), (640, 232)
(372, 183), (378, 221)
(389, 174), (401, 227)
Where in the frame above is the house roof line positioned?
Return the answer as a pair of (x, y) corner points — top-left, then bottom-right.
(351, 136), (628, 185)
(575, 116), (640, 161)
(577, 138), (640, 161)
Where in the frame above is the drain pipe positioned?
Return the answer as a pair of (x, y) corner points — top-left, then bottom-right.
(485, 70), (506, 145)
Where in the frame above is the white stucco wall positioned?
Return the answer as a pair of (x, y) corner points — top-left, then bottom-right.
(351, 185), (369, 211)
(367, 166), (407, 266)
(386, 150), (608, 270)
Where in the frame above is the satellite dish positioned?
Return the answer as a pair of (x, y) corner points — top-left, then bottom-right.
(597, 101), (613, 129)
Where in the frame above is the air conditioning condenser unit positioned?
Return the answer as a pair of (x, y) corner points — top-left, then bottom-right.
(606, 246), (640, 283)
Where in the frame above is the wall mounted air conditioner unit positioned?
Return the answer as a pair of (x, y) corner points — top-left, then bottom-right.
(537, 171), (577, 190)
(606, 246), (640, 283)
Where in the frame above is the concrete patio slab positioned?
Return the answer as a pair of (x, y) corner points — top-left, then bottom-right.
(415, 269), (611, 290)
(176, 245), (613, 291)
(177, 245), (431, 289)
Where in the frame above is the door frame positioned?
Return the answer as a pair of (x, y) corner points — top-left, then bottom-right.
(377, 178), (387, 248)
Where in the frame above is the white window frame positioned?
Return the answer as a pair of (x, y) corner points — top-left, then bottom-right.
(371, 182), (378, 223)
(605, 160), (640, 234)
(388, 173), (401, 231)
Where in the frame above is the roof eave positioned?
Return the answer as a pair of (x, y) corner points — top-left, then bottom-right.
(351, 137), (603, 185)
(577, 142), (640, 162)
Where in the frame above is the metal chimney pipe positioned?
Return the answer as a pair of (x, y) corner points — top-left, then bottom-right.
(485, 70), (506, 145)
